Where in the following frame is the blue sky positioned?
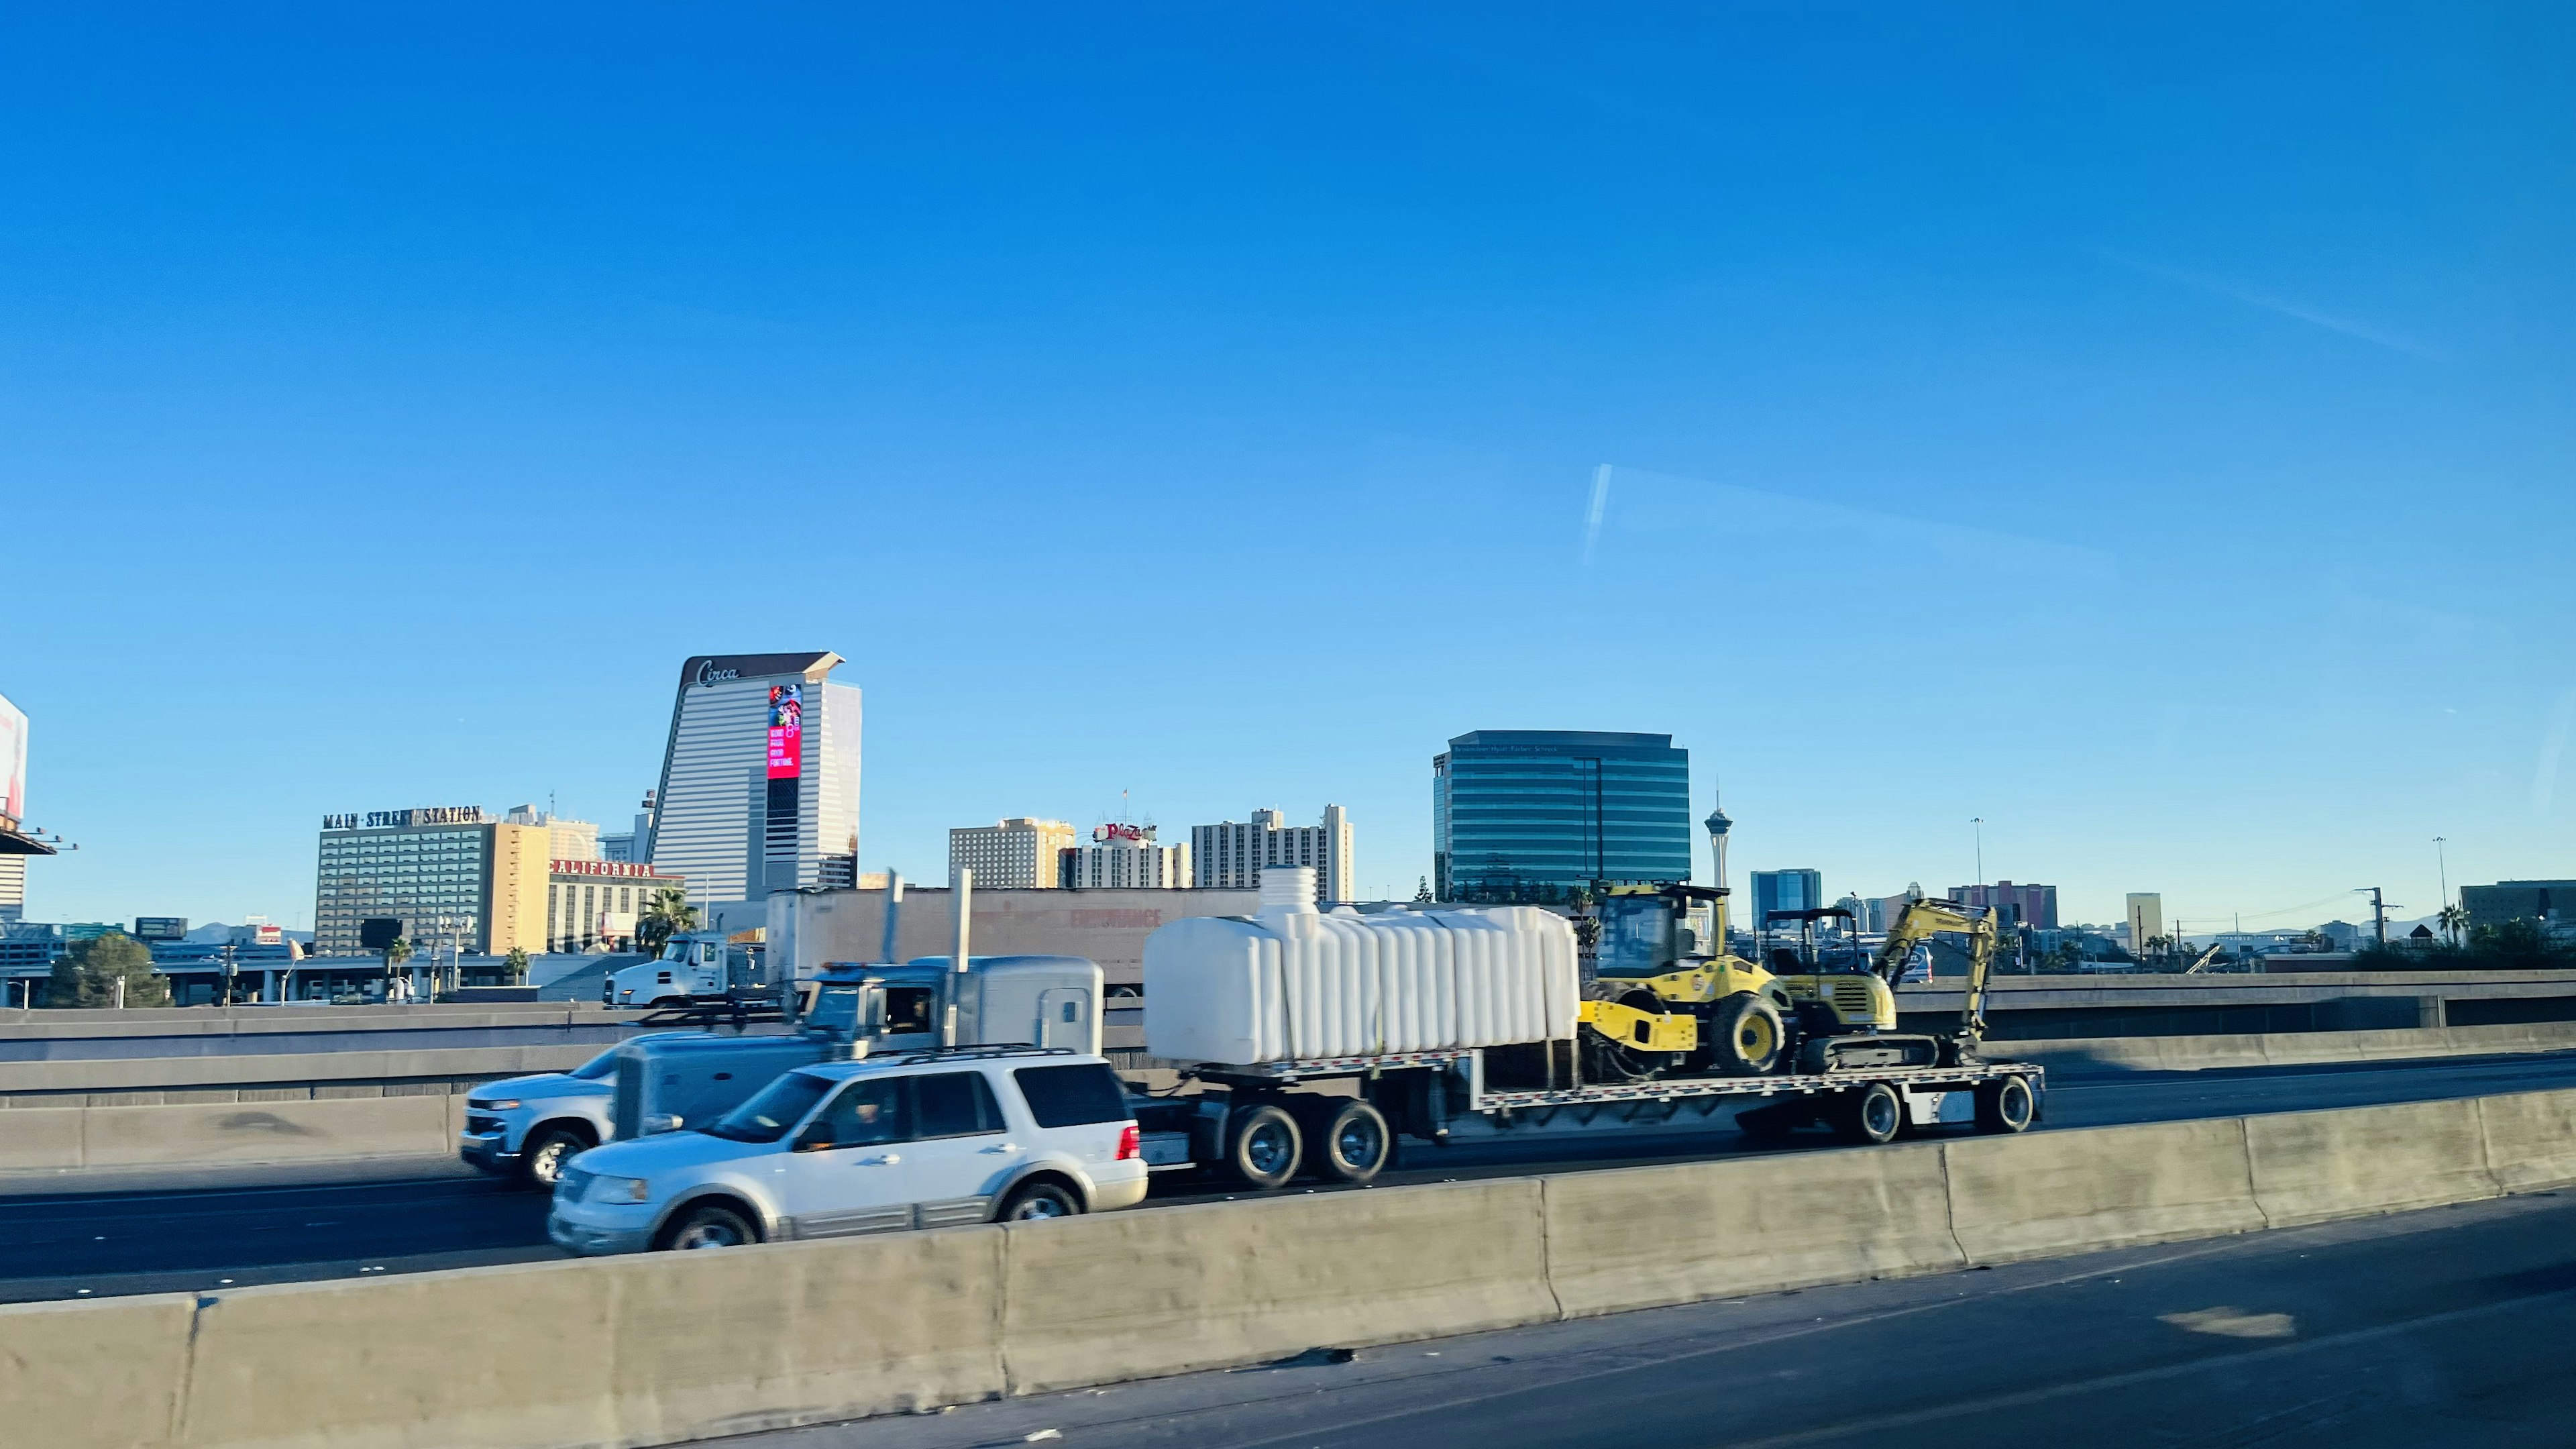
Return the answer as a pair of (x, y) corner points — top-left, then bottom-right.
(5, 3), (2571, 934)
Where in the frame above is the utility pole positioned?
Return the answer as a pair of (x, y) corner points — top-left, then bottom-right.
(2434, 837), (2451, 941)
(2359, 887), (2390, 949)
(1971, 818), (1984, 901)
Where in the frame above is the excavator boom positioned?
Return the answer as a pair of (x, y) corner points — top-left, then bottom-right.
(1870, 899), (2002, 1052)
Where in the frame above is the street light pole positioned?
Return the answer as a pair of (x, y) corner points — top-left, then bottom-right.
(2434, 837), (2452, 941)
(1971, 818), (1984, 899)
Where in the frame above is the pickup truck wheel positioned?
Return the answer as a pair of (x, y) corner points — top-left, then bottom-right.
(1226, 1104), (1303, 1190)
(1313, 1101), (1391, 1184)
(519, 1126), (593, 1189)
(997, 1180), (1084, 1221)
(1975, 1076), (2036, 1134)
(657, 1201), (757, 1250)
(1832, 1082), (1904, 1145)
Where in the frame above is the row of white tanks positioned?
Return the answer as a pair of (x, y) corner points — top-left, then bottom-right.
(1143, 867), (1580, 1065)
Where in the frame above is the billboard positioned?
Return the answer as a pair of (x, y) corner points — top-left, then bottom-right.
(133, 916), (189, 941)
(0, 692), (24, 827)
(766, 684), (804, 780)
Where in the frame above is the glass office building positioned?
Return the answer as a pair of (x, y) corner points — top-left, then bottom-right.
(1432, 731), (1692, 903)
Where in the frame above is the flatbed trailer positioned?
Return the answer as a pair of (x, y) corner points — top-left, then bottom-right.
(1131, 1047), (2045, 1189)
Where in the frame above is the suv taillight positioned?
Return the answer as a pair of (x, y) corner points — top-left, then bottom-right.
(1116, 1124), (1140, 1161)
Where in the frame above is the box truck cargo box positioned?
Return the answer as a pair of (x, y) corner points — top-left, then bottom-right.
(1144, 869), (1578, 1066)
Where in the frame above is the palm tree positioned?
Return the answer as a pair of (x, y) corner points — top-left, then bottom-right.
(637, 888), (698, 954)
(2438, 903), (2469, 946)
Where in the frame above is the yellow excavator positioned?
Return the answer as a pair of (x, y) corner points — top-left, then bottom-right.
(1577, 884), (2002, 1081)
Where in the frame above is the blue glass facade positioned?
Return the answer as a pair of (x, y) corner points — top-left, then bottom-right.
(1432, 731), (1692, 903)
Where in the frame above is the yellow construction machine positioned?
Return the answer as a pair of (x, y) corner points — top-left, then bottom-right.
(1577, 885), (2002, 1081)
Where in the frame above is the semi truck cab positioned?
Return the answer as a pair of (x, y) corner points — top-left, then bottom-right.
(605, 933), (764, 1008)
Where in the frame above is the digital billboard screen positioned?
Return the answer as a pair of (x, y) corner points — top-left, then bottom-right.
(0, 692), (25, 827)
(766, 684), (804, 780)
(133, 916), (189, 941)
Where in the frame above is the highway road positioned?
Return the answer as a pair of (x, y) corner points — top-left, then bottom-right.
(4, 1049), (2575, 1304)
(757, 1189), (2576, 1449)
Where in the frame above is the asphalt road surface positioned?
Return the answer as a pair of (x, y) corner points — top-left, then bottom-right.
(743, 1190), (2576, 1449)
(4, 1049), (2575, 1303)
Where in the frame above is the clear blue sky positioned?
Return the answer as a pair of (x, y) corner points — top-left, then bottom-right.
(5, 3), (2571, 934)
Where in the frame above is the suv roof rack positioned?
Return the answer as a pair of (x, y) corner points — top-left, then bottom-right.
(870, 1042), (1083, 1067)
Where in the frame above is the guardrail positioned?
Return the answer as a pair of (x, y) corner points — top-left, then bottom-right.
(6, 1083), (2573, 1449)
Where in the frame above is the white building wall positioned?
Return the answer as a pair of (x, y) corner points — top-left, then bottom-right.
(812, 682), (863, 890)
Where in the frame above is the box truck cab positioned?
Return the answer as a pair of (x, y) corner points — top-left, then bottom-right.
(605, 932), (763, 1009)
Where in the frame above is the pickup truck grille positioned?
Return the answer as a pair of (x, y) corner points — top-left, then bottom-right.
(464, 1114), (504, 1135)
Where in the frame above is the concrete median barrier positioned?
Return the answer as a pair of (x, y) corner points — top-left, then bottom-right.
(1541, 1142), (1960, 1317)
(82, 1093), (453, 1170)
(178, 1257), (621, 1449)
(0, 1106), (84, 1171)
(1000, 1177), (1555, 1394)
(0, 1292), (195, 1449)
(2473, 1087), (2576, 1193)
(1943, 1116), (2265, 1263)
(2243, 1095), (2500, 1228)
(600, 1227), (1006, 1441)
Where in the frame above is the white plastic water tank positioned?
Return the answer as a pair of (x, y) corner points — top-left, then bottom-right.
(1143, 867), (1579, 1065)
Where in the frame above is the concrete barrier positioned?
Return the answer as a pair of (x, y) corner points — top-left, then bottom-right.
(0, 1093), (463, 1177)
(999, 1178), (1554, 1394)
(2473, 1087), (2576, 1193)
(1541, 1142), (1960, 1317)
(2243, 1095), (2499, 1228)
(2012, 1020), (2576, 1077)
(0, 1293), (196, 1449)
(174, 1230), (1006, 1449)
(1944, 1116), (2265, 1264)
(0, 1043), (600, 1102)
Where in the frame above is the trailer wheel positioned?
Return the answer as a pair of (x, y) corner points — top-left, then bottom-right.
(1832, 1082), (1904, 1145)
(1226, 1104), (1303, 1190)
(1711, 993), (1788, 1077)
(1310, 1100), (1391, 1184)
(1975, 1075), (2035, 1134)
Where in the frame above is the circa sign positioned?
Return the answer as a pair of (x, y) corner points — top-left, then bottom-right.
(694, 660), (741, 688)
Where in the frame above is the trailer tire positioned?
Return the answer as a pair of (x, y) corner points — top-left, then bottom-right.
(1711, 992), (1788, 1076)
(1975, 1075), (2036, 1134)
(1226, 1104), (1303, 1191)
(1832, 1082), (1904, 1145)
(1310, 1100), (1391, 1184)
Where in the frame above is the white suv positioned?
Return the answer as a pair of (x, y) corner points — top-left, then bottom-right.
(547, 1049), (1146, 1254)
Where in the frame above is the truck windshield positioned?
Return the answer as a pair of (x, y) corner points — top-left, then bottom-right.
(806, 986), (861, 1035)
(568, 1048), (620, 1081)
(702, 1070), (832, 1143)
(659, 941), (689, 961)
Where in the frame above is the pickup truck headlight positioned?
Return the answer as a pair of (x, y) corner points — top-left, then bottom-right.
(474, 1099), (522, 1112)
(594, 1175), (651, 1203)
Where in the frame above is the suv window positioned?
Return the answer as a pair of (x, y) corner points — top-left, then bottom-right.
(1012, 1063), (1131, 1128)
(914, 1071), (1006, 1138)
(812, 1077), (908, 1148)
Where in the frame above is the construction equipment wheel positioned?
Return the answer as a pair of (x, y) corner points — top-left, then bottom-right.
(1226, 1104), (1303, 1191)
(1711, 993), (1788, 1077)
(1974, 1075), (2036, 1134)
(1831, 1082), (1904, 1145)
(1310, 1100), (1392, 1184)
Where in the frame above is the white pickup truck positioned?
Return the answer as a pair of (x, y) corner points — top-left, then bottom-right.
(459, 1032), (701, 1187)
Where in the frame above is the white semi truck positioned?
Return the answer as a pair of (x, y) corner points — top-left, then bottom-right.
(1121, 869), (2046, 1190)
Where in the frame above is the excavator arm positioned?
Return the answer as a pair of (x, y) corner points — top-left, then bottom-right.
(1870, 899), (2001, 1051)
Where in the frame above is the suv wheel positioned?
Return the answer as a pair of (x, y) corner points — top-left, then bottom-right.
(657, 1201), (757, 1250)
(519, 1126), (592, 1189)
(997, 1180), (1083, 1221)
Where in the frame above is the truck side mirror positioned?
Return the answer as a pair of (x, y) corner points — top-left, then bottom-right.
(791, 1121), (837, 1152)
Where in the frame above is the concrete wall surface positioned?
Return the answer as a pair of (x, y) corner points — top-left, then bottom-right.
(0, 1042), (604, 1104)
(0, 1092), (477, 1173)
(6, 1087), (2575, 1449)
(2004, 1018), (2576, 1076)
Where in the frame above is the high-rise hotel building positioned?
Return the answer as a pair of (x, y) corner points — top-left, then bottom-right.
(1191, 806), (1354, 904)
(312, 806), (551, 957)
(648, 652), (861, 907)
